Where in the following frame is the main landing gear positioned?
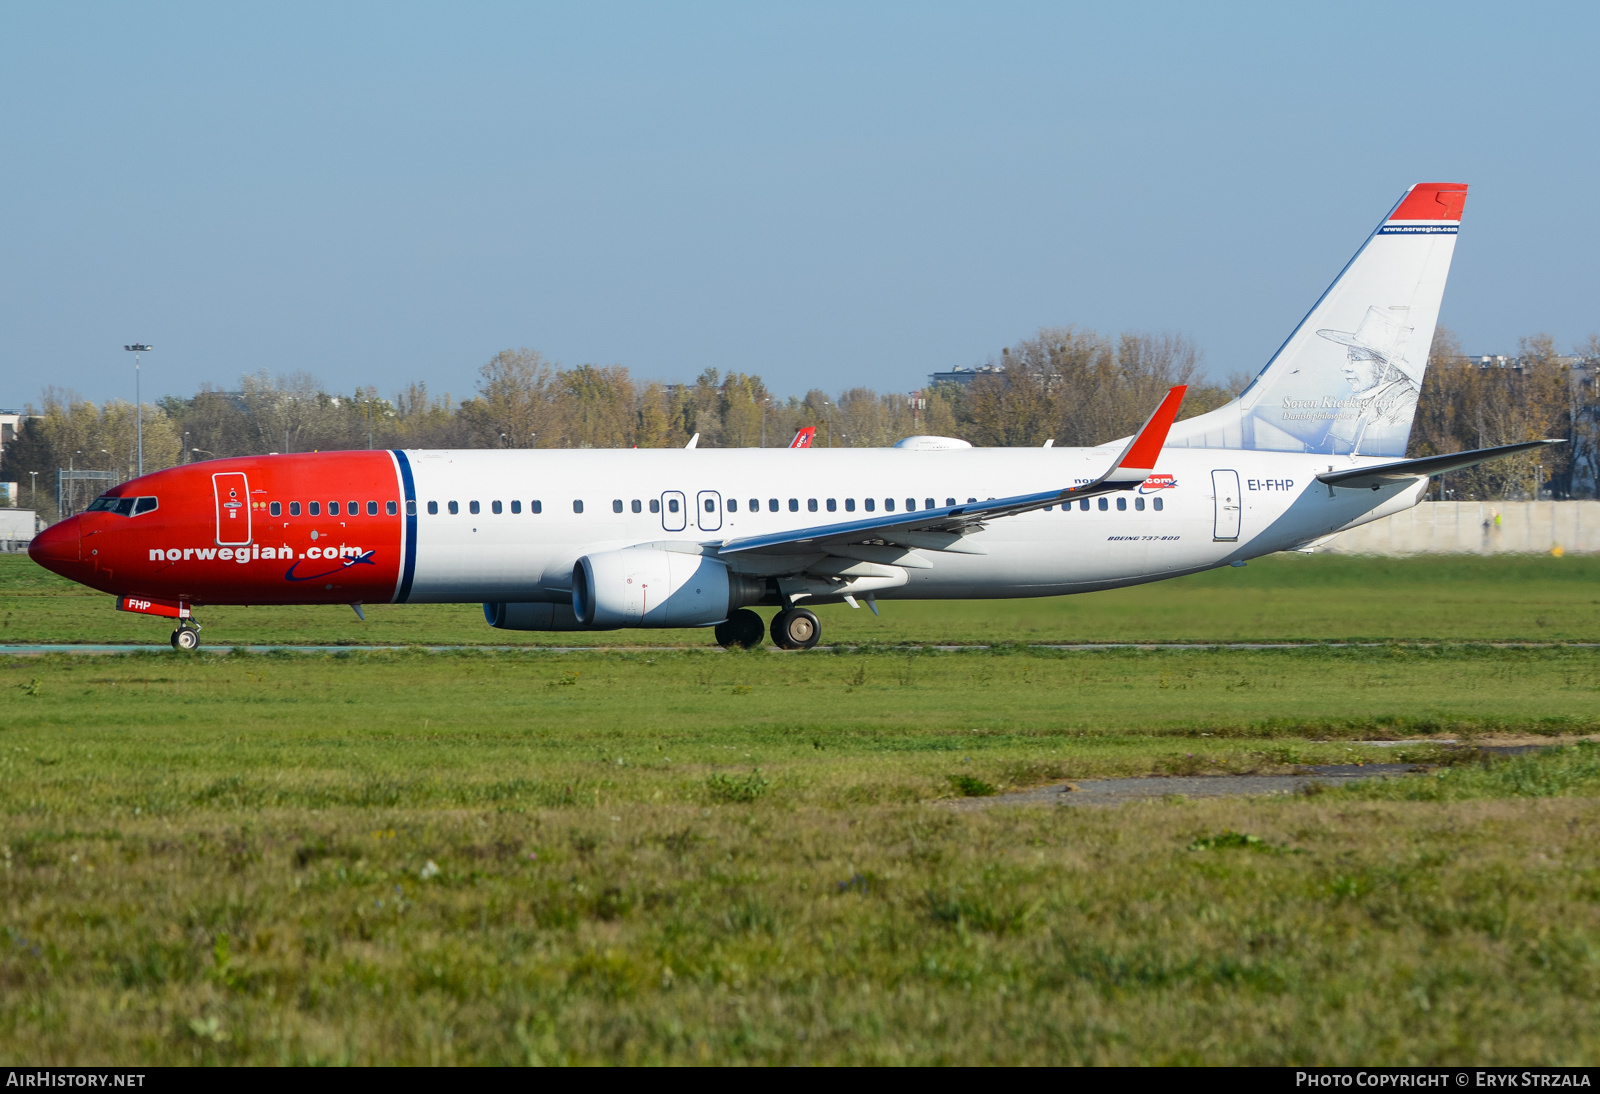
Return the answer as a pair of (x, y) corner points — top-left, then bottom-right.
(714, 607), (823, 651)
(714, 608), (766, 650)
(769, 607), (820, 651)
(171, 621), (202, 651)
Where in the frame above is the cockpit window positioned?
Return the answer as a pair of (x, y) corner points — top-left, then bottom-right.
(87, 495), (156, 516)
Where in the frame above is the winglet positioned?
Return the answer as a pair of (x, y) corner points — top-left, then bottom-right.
(1114, 385), (1187, 473)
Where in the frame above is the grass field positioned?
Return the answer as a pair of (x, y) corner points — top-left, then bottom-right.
(3, 553), (1600, 1064)
(4, 552), (1600, 646)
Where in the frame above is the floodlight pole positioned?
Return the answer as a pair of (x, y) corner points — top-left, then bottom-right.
(125, 345), (152, 476)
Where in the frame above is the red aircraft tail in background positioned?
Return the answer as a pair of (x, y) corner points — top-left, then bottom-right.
(789, 427), (816, 449)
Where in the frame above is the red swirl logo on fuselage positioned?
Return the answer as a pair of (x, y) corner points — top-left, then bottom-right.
(1137, 475), (1177, 494)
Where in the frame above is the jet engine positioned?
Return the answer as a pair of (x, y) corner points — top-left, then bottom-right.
(572, 548), (764, 628)
(482, 601), (598, 631)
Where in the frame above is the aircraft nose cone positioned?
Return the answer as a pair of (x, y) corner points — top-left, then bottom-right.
(28, 518), (81, 573)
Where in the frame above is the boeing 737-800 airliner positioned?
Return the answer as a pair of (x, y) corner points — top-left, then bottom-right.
(29, 182), (1556, 650)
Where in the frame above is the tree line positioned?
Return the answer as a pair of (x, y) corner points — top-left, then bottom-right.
(3, 327), (1595, 520)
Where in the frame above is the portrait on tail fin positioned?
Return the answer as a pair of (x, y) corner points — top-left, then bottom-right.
(1315, 305), (1420, 455)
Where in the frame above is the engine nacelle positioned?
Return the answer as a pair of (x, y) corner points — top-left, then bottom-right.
(482, 601), (604, 631)
(572, 549), (763, 628)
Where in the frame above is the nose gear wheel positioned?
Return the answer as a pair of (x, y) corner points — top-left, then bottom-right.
(171, 621), (202, 651)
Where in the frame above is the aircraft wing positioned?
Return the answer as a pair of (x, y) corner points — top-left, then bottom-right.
(1315, 439), (1563, 491)
(718, 386), (1188, 559)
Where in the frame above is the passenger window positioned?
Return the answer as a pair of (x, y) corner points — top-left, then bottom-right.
(290, 502), (301, 516)
(884, 498), (895, 512)
(368, 501), (378, 516)
(573, 500), (584, 514)
(788, 499), (799, 512)
(1097, 498), (1108, 511)
(946, 498), (956, 507)
(705, 499), (715, 513)
(348, 500), (358, 514)
(925, 498), (935, 510)
(968, 497), (977, 503)
(1153, 497), (1164, 512)
(448, 501), (459, 515)
(748, 499), (758, 512)
(1079, 499), (1089, 511)
(727, 499), (738, 513)
(269, 501), (281, 517)
(648, 499), (659, 514)
(511, 500), (521, 514)
(865, 498), (875, 512)
(1135, 497), (1145, 511)
(405, 501), (415, 516)
(768, 499), (779, 512)
(492, 500), (502, 514)
(427, 501), (438, 515)
(808, 498), (818, 512)
(330, 502), (340, 516)
(1116, 497), (1127, 511)
(469, 501), (480, 515)
(310, 502), (321, 516)
(631, 499), (642, 513)
(612, 500), (623, 513)
(388, 501), (398, 515)
(668, 498), (679, 513)
(826, 498), (837, 512)
(531, 500), (543, 514)
(846, 499), (856, 512)
(905, 498), (915, 511)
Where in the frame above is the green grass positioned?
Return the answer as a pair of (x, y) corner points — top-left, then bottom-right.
(4, 552), (1600, 646)
(3, 643), (1600, 1064)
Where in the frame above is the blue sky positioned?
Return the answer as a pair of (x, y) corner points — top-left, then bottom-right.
(2, 2), (1596, 409)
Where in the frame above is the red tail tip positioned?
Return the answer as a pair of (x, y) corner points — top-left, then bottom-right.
(1388, 183), (1468, 223)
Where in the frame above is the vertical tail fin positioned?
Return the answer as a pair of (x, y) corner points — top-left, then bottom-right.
(1166, 182), (1466, 457)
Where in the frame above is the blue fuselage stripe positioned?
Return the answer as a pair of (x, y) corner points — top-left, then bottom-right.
(393, 450), (418, 604)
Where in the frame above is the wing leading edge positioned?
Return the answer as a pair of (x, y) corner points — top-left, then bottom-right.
(719, 386), (1188, 558)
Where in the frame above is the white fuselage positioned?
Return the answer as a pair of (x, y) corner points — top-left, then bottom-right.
(400, 446), (1425, 604)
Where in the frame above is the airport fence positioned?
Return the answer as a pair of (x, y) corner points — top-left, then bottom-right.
(1315, 501), (1600, 555)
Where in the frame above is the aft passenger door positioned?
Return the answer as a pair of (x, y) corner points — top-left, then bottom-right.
(696, 490), (722, 532)
(1211, 469), (1241, 542)
(213, 472), (251, 546)
(660, 491), (686, 532)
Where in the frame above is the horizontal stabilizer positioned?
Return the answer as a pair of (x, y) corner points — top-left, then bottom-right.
(1315, 439), (1563, 491)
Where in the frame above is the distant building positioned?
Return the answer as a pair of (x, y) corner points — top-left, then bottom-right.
(928, 363), (1005, 388)
(0, 410), (25, 463)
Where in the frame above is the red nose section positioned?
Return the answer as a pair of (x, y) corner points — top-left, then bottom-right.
(28, 518), (82, 575)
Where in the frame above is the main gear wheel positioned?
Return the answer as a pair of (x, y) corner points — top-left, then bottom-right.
(770, 607), (821, 650)
(714, 608), (767, 650)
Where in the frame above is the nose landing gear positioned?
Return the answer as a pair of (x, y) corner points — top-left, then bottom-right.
(770, 607), (821, 650)
(171, 621), (202, 651)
